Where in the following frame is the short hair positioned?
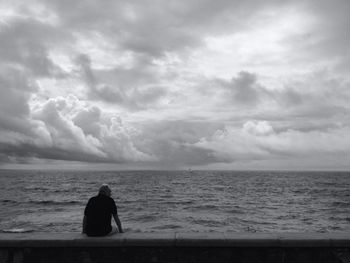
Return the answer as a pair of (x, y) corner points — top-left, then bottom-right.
(99, 184), (111, 196)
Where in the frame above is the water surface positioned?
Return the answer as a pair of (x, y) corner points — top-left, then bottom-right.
(1, 170), (350, 233)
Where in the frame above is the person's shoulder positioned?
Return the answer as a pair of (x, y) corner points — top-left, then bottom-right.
(97, 194), (114, 202)
(85, 196), (97, 209)
(107, 196), (116, 202)
(106, 196), (117, 204)
(88, 195), (99, 202)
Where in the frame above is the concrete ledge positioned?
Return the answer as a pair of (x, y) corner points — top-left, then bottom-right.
(176, 233), (226, 247)
(225, 233), (281, 247)
(0, 232), (349, 247)
(1, 233), (350, 263)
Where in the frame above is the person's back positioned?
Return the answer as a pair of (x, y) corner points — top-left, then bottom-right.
(83, 184), (123, 237)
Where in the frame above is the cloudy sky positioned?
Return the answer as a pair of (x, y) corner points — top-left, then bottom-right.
(1, 0), (350, 170)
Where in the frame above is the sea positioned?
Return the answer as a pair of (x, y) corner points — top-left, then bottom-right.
(1, 169), (350, 234)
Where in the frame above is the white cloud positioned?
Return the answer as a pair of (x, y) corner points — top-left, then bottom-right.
(30, 96), (156, 162)
(243, 121), (274, 136)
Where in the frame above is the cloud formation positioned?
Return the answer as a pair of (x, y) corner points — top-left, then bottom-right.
(195, 121), (350, 170)
(0, 0), (350, 169)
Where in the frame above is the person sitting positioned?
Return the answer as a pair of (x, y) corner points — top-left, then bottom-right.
(82, 184), (123, 236)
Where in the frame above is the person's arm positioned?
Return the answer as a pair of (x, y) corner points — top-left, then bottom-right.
(83, 199), (91, 234)
(82, 215), (87, 234)
(112, 213), (123, 233)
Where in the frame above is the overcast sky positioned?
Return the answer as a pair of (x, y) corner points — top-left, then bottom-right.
(1, 0), (350, 170)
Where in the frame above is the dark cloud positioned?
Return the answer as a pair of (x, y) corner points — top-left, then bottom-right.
(207, 71), (264, 106)
(278, 88), (303, 107)
(132, 120), (225, 165)
(0, 19), (67, 77)
(76, 53), (167, 109)
(137, 120), (224, 143)
(0, 67), (42, 143)
(76, 54), (126, 104)
(230, 71), (260, 104)
(45, 0), (201, 57)
(275, 71), (350, 120)
(0, 69), (32, 117)
(0, 142), (105, 163)
(93, 84), (126, 104)
(150, 142), (219, 166)
(44, 0), (293, 57)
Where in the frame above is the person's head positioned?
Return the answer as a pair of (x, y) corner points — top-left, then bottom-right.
(98, 184), (111, 197)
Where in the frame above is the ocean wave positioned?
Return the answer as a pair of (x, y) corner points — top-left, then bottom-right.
(151, 224), (183, 230)
(184, 204), (220, 211)
(159, 194), (174, 198)
(23, 186), (50, 191)
(28, 200), (82, 205)
(161, 200), (195, 205)
(0, 199), (18, 204)
(331, 201), (350, 207)
(225, 208), (245, 214)
(2, 170), (350, 233)
(193, 204), (218, 209)
(52, 188), (79, 193)
(189, 218), (224, 227)
(1, 228), (34, 233)
(132, 214), (158, 222)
